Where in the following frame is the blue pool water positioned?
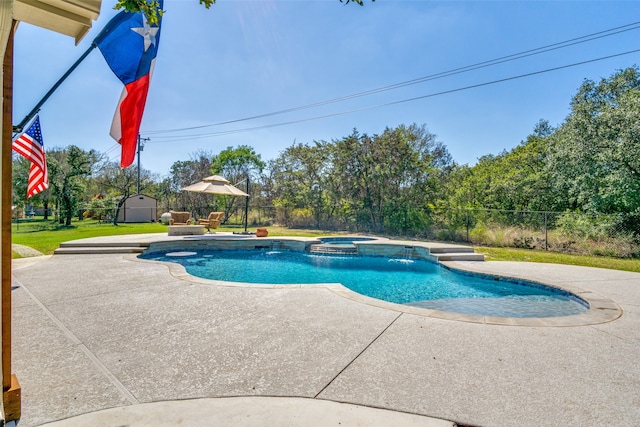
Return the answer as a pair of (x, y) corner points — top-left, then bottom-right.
(140, 249), (588, 318)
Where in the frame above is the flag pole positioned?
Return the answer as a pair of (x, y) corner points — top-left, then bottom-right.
(12, 43), (96, 134)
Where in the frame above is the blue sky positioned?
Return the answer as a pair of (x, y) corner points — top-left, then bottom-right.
(13, 0), (640, 177)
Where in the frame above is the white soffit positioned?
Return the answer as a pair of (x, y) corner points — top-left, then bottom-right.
(14, 0), (101, 44)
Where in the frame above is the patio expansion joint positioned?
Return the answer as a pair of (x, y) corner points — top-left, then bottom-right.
(13, 278), (140, 405)
(314, 312), (403, 399)
(588, 321), (636, 343)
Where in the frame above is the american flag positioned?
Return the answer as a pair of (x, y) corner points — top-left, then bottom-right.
(12, 116), (48, 198)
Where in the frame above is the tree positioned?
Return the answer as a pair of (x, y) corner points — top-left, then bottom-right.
(267, 124), (452, 233)
(12, 156), (30, 213)
(269, 141), (332, 228)
(533, 119), (555, 138)
(211, 145), (265, 182)
(168, 150), (215, 215)
(546, 66), (640, 214)
(331, 124), (452, 233)
(448, 131), (553, 213)
(114, 0), (213, 25)
(115, 0), (372, 25)
(94, 161), (153, 225)
(47, 146), (98, 226)
(210, 145), (265, 224)
(12, 155), (54, 220)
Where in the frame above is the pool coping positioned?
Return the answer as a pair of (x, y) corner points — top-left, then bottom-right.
(130, 237), (622, 327)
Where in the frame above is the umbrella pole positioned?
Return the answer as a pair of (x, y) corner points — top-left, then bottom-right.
(244, 175), (249, 233)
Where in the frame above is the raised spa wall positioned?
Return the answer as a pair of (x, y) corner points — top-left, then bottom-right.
(146, 238), (310, 255)
(355, 242), (437, 261)
(143, 237), (439, 262)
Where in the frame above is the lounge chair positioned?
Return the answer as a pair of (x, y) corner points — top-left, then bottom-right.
(198, 212), (224, 231)
(169, 210), (191, 225)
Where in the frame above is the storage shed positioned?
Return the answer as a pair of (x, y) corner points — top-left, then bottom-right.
(117, 194), (157, 223)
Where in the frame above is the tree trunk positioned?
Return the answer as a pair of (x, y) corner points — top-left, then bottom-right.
(62, 194), (73, 226)
(112, 199), (126, 226)
(64, 208), (72, 226)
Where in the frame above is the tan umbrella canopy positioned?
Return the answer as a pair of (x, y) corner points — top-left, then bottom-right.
(182, 175), (249, 197)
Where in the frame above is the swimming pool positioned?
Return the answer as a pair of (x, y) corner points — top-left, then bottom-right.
(140, 248), (589, 318)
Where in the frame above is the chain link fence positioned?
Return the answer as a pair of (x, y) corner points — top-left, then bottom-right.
(256, 206), (640, 259)
(18, 203), (640, 258)
(424, 209), (640, 258)
(158, 205), (640, 258)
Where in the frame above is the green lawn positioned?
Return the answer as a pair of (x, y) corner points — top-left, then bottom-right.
(10, 218), (640, 273)
(12, 219), (168, 255)
(476, 246), (640, 273)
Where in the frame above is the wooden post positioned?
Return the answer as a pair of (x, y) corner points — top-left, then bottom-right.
(2, 18), (13, 392)
(2, 20), (20, 422)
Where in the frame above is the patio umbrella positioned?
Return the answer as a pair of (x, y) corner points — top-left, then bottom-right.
(182, 175), (250, 232)
(182, 175), (249, 197)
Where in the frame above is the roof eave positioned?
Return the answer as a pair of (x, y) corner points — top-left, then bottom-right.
(13, 0), (102, 44)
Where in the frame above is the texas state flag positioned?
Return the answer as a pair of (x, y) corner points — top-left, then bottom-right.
(93, 1), (162, 168)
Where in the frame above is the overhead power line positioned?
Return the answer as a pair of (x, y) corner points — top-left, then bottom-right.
(143, 48), (640, 143)
(142, 20), (640, 136)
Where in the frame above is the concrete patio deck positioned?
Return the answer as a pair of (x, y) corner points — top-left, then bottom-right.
(9, 234), (640, 426)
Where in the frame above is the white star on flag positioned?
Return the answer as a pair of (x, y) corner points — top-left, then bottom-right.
(131, 18), (159, 51)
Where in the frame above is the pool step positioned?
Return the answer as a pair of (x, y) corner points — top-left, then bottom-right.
(54, 241), (149, 255)
(427, 245), (484, 261)
(428, 246), (476, 254)
(432, 252), (484, 261)
(308, 244), (358, 255)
